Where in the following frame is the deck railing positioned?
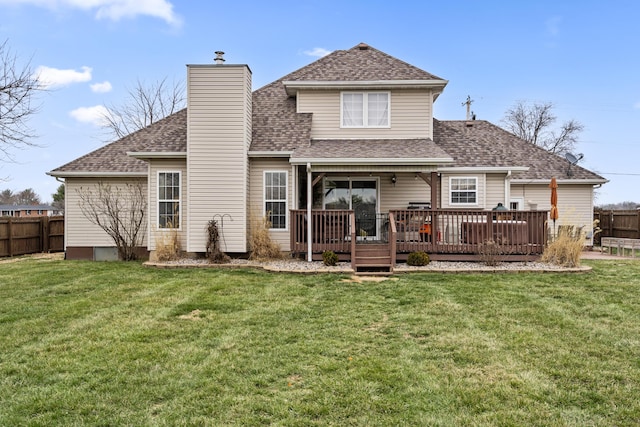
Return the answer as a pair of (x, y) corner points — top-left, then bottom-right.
(290, 209), (549, 259)
(290, 210), (354, 255)
(389, 209), (548, 256)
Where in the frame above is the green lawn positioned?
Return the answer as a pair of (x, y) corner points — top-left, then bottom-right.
(1, 258), (639, 426)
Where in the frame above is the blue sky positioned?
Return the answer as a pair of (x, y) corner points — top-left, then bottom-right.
(0, 0), (638, 205)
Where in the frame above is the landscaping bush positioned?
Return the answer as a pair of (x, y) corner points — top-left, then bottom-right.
(542, 227), (585, 268)
(206, 219), (230, 264)
(249, 214), (283, 261)
(407, 251), (430, 266)
(322, 250), (339, 266)
(478, 239), (511, 266)
(154, 224), (182, 261)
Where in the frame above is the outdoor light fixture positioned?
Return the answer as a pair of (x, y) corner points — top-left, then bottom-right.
(391, 174), (397, 186)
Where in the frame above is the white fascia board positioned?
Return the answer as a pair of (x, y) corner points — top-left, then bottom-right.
(46, 171), (148, 178)
(282, 79), (449, 96)
(438, 166), (529, 173)
(512, 178), (609, 185)
(127, 151), (187, 160)
(290, 157), (454, 166)
(248, 151), (293, 158)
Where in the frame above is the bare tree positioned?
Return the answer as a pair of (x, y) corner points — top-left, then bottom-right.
(76, 181), (147, 261)
(1, 187), (41, 204)
(15, 188), (41, 204)
(101, 77), (185, 141)
(502, 101), (584, 156)
(0, 39), (41, 162)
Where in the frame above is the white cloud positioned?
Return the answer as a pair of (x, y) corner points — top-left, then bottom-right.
(0, 0), (181, 26)
(90, 81), (112, 93)
(35, 65), (92, 88)
(303, 47), (332, 58)
(70, 105), (109, 127)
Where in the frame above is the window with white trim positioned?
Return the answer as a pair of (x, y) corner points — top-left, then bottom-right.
(264, 171), (287, 230)
(158, 171), (180, 228)
(450, 177), (478, 205)
(341, 92), (389, 127)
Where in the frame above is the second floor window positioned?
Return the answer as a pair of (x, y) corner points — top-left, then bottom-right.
(341, 92), (389, 128)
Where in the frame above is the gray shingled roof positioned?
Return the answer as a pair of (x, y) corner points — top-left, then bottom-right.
(434, 120), (605, 181)
(291, 139), (452, 162)
(50, 109), (187, 175)
(250, 43), (443, 152)
(281, 42), (444, 82)
(49, 43), (605, 184)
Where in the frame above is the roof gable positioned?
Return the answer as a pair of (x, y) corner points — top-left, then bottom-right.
(282, 43), (444, 82)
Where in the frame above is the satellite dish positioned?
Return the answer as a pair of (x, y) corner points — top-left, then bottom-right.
(565, 152), (583, 165)
(564, 153), (583, 177)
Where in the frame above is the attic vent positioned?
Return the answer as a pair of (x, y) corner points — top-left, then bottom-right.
(214, 51), (225, 64)
(357, 43), (369, 50)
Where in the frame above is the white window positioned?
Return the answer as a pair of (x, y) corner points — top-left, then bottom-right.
(264, 171), (288, 230)
(158, 171), (181, 228)
(450, 177), (478, 205)
(341, 92), (390, 128)
(509, 198), (524, 210)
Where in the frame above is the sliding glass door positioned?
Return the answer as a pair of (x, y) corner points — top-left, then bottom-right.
(323, 178), (378, 239)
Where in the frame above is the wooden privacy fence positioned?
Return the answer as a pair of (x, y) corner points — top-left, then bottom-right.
(0, 216), (64, 257)
(594, 210), (640, 244)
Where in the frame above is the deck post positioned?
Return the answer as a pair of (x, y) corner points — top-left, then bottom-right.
(307, 163), (312, 262)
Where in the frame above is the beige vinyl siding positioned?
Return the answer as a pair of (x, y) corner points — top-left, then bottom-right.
(187, 65), (251, 253)
(148, 159), (187, 251)
(379, 173), (431, 211)
(249, 158), (292, 251)
(297, 89), (433, 139)
(65, 177), (148, 248)
(485, 174), (506, 210)
(510, 183), (595, 244)
(441, 174), (486, 209)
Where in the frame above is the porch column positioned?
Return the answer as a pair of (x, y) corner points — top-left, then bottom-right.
(307, 162), (312, 262)
(431, 171), (438, 209)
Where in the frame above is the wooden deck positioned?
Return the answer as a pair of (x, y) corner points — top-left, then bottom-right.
(290, 209), (549, 267)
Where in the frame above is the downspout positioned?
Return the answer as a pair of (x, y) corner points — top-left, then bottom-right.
(505, 170), (512, 207)
(307, 162), (312, 262)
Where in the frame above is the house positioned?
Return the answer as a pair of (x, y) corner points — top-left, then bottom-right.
(48, 43), (606, 267)
(0, 204), (59, 217)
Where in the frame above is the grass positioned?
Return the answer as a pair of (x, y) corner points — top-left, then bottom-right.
(1, 258), (640, 425)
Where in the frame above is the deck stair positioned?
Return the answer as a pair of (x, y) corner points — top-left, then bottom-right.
(353, 242), (393, 275)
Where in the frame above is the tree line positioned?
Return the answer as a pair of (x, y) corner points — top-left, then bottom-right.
(0, 184), (64, 211)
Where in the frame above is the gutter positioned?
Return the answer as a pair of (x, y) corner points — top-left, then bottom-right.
(47, 171), (148, 178)
(291, 157), (454, 165)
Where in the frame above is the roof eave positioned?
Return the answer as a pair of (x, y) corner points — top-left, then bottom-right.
(282, 79), (449, 96)
(438, 166), (530, 173)
(47, 171), (148, 178)
(248, 151), (294, 158)
(511, 178), (609, 185)
(290, 157), (454, 166)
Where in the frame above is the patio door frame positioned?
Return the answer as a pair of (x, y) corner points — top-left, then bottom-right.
(322, 176), (380, 240)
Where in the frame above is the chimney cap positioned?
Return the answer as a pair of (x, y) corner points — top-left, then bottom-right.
(214, 51), (226, 64)
(357, 42), (369, 50)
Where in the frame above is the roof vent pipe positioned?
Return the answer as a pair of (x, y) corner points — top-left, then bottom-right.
(214, 51), (225, 64)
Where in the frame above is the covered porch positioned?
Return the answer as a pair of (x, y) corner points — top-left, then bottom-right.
(290, 208), (548, 271)
(287, 139), (547, 271)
